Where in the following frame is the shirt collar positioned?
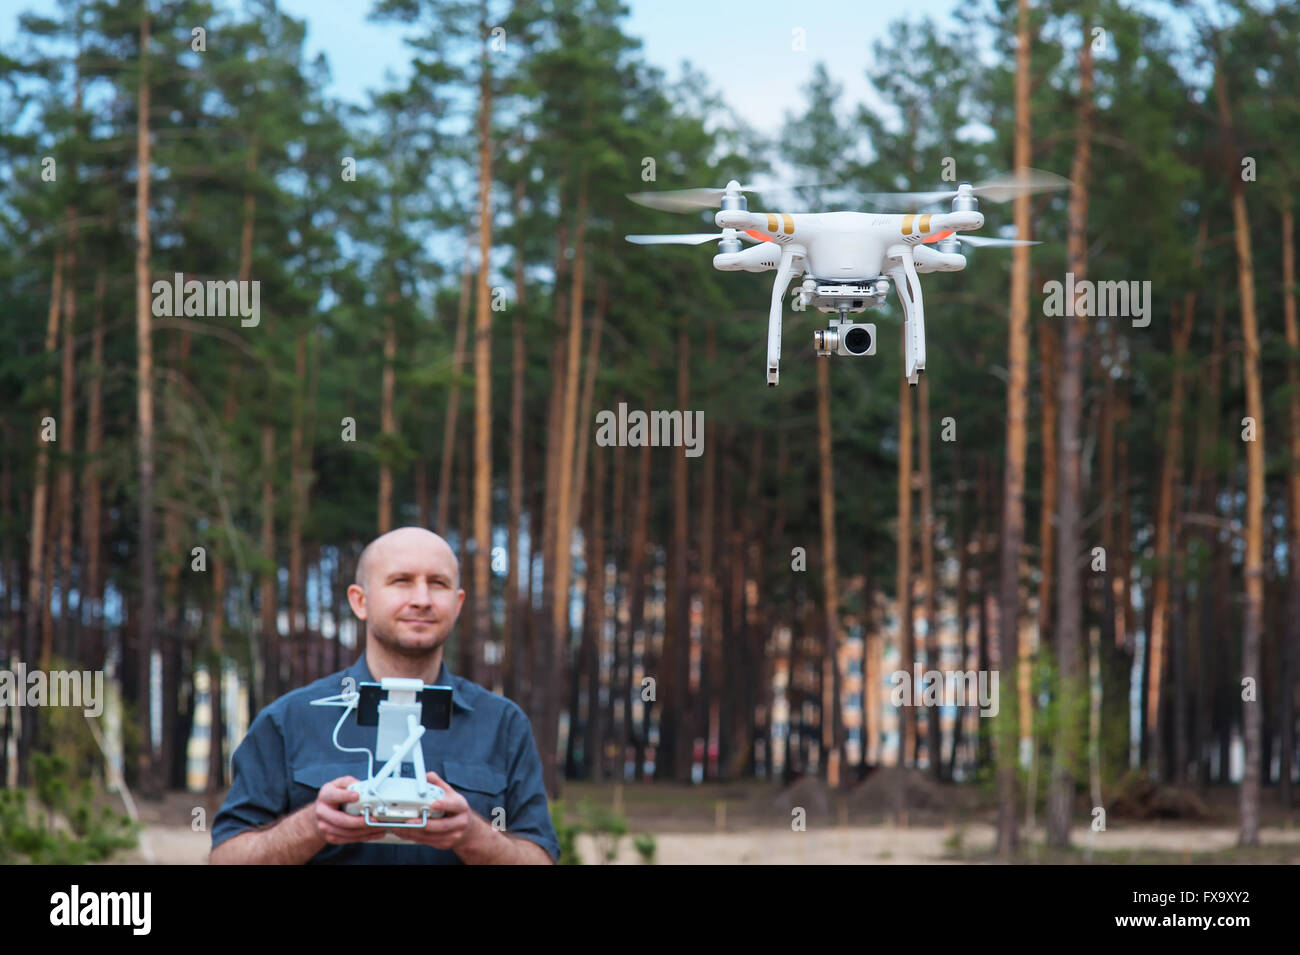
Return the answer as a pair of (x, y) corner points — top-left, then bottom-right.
(346, 653), (475, 713)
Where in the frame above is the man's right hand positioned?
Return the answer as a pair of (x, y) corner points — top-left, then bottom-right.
(314, 776), (390, 845)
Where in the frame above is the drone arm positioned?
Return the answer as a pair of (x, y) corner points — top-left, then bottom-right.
(766, 245), (801, 386)
(715, 209), (772, 232)
(906, 210), (984, 237)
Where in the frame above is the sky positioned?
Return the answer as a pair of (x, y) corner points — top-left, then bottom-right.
(1, 0), (961, 136)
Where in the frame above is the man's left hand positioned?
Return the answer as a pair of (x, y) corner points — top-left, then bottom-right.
(394, 771), (480, 851)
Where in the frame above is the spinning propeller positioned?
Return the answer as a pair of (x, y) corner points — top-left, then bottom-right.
(854, 167), (1069, 210)
(626, 230), (744, 245)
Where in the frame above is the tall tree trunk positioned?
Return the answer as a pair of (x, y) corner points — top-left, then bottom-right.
(1029, 315), (1058, 823)
(456, 424), (472, 675)
(504, 179), (527, 704)
(625, 438), (652, 780)
(1216, 63), (1264, 846)
(415, 459), (429, 528)
(694, 333), (718, 783)
(534, 221), (569, 795)
(1147, 277), (1198, 781)
(378, 302), (397, 535)
(950, 443), (970, 779)
(1116, 386), (1134, 703)
(977, 455), (995, 771)
(82, 269), (107, 671)
(665, 328), (692, 781)
(19, 240), (63, 784)
(1047, 24), (1092, 850)
(1, 436), (11, 787)
(260, 423), (276, 702)
(56, 215), (78, 661)
(549, 182), (589, 786)
(585, 447), (608, 780)
(706, 424), (727, 781)
(134, 7), (158, 796)
(437, 253), (472, 533)
(918, 373), (939, 779)
(1163, 221), (1205, 785)
(470, 19), (495, 688)
(290, 332), (310, 683)
(1191, 283), (1225, 787)
(206, 356), (245, 788)
(997, 0), (1033, 858)
(1037, 322), (1058, 670)
(159, 316), (192, 797)
(1280, 201), (1299, 809)
(815, 358), (843, 783)
(739, 435), (767, 775)
(1099, 375), (1117, 651)
(609, 431), (626, 773)
(896, 374), (914, 769)
(29, 245), (63, 677)
(571, 279), (608, 529)
(566, 274), (610, 759)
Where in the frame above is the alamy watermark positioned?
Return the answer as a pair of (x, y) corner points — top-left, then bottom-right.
(0, 663), (104, 717)
(1042, 272), (1150, 327)
(594, 402), (704, 458)
(888, 665), (999, 718)
(151, 272), (260, 327)
(50, 885), (151, 935)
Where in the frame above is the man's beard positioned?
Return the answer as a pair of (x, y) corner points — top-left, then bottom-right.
(367, 618), (448, 658)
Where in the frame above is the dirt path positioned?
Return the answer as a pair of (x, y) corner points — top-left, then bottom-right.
(131, 822), (1300, 865)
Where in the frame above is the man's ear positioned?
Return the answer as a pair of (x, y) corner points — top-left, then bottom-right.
(347, 583), (368, 620)
(455, 588), (466, 615)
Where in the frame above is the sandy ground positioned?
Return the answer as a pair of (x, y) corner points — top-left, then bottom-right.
(132, 822), (1300, 865)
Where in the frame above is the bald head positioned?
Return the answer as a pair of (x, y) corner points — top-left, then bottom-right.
(354, 526), (461, 592)
(348, 526), (465, 665)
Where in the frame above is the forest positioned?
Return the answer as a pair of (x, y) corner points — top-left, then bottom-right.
(1, 0), (1297, 860)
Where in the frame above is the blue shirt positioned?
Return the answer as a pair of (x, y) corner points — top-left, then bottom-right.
(211, 654), (560, 864)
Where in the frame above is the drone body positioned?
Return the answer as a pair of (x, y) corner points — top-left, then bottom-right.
(626, 171), (1065, 387)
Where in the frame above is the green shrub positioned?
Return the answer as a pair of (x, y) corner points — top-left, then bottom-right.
(633, 833), (656, 864)
(579, 798), (628, 864)
(551, 800), (582, 865)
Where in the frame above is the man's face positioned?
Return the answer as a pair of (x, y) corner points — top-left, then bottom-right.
(347, 531), (465, 658)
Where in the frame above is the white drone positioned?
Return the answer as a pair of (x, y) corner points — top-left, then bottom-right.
(625, 168), (1068, 386)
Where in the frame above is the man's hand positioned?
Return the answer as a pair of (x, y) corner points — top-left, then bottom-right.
(395, 771), (553, 864)
(393, 771), (475, 850)
(314, 775), (390, 845)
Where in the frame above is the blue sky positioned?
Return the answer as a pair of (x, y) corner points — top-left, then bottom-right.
(2, 0), (960, 135)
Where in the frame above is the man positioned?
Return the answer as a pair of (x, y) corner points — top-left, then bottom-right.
(210, 526), (558, 864)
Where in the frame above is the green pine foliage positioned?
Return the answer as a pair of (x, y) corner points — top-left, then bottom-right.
(0, 753), (138, 865)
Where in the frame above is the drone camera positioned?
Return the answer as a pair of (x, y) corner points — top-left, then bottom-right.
(814, 323), (876, 358)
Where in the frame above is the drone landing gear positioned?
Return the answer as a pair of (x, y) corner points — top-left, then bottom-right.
(766, 245), (804, 387)
(887, 246), (927, 385)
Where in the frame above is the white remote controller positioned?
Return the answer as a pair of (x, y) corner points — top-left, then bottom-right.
(346, 777), (446, 826)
